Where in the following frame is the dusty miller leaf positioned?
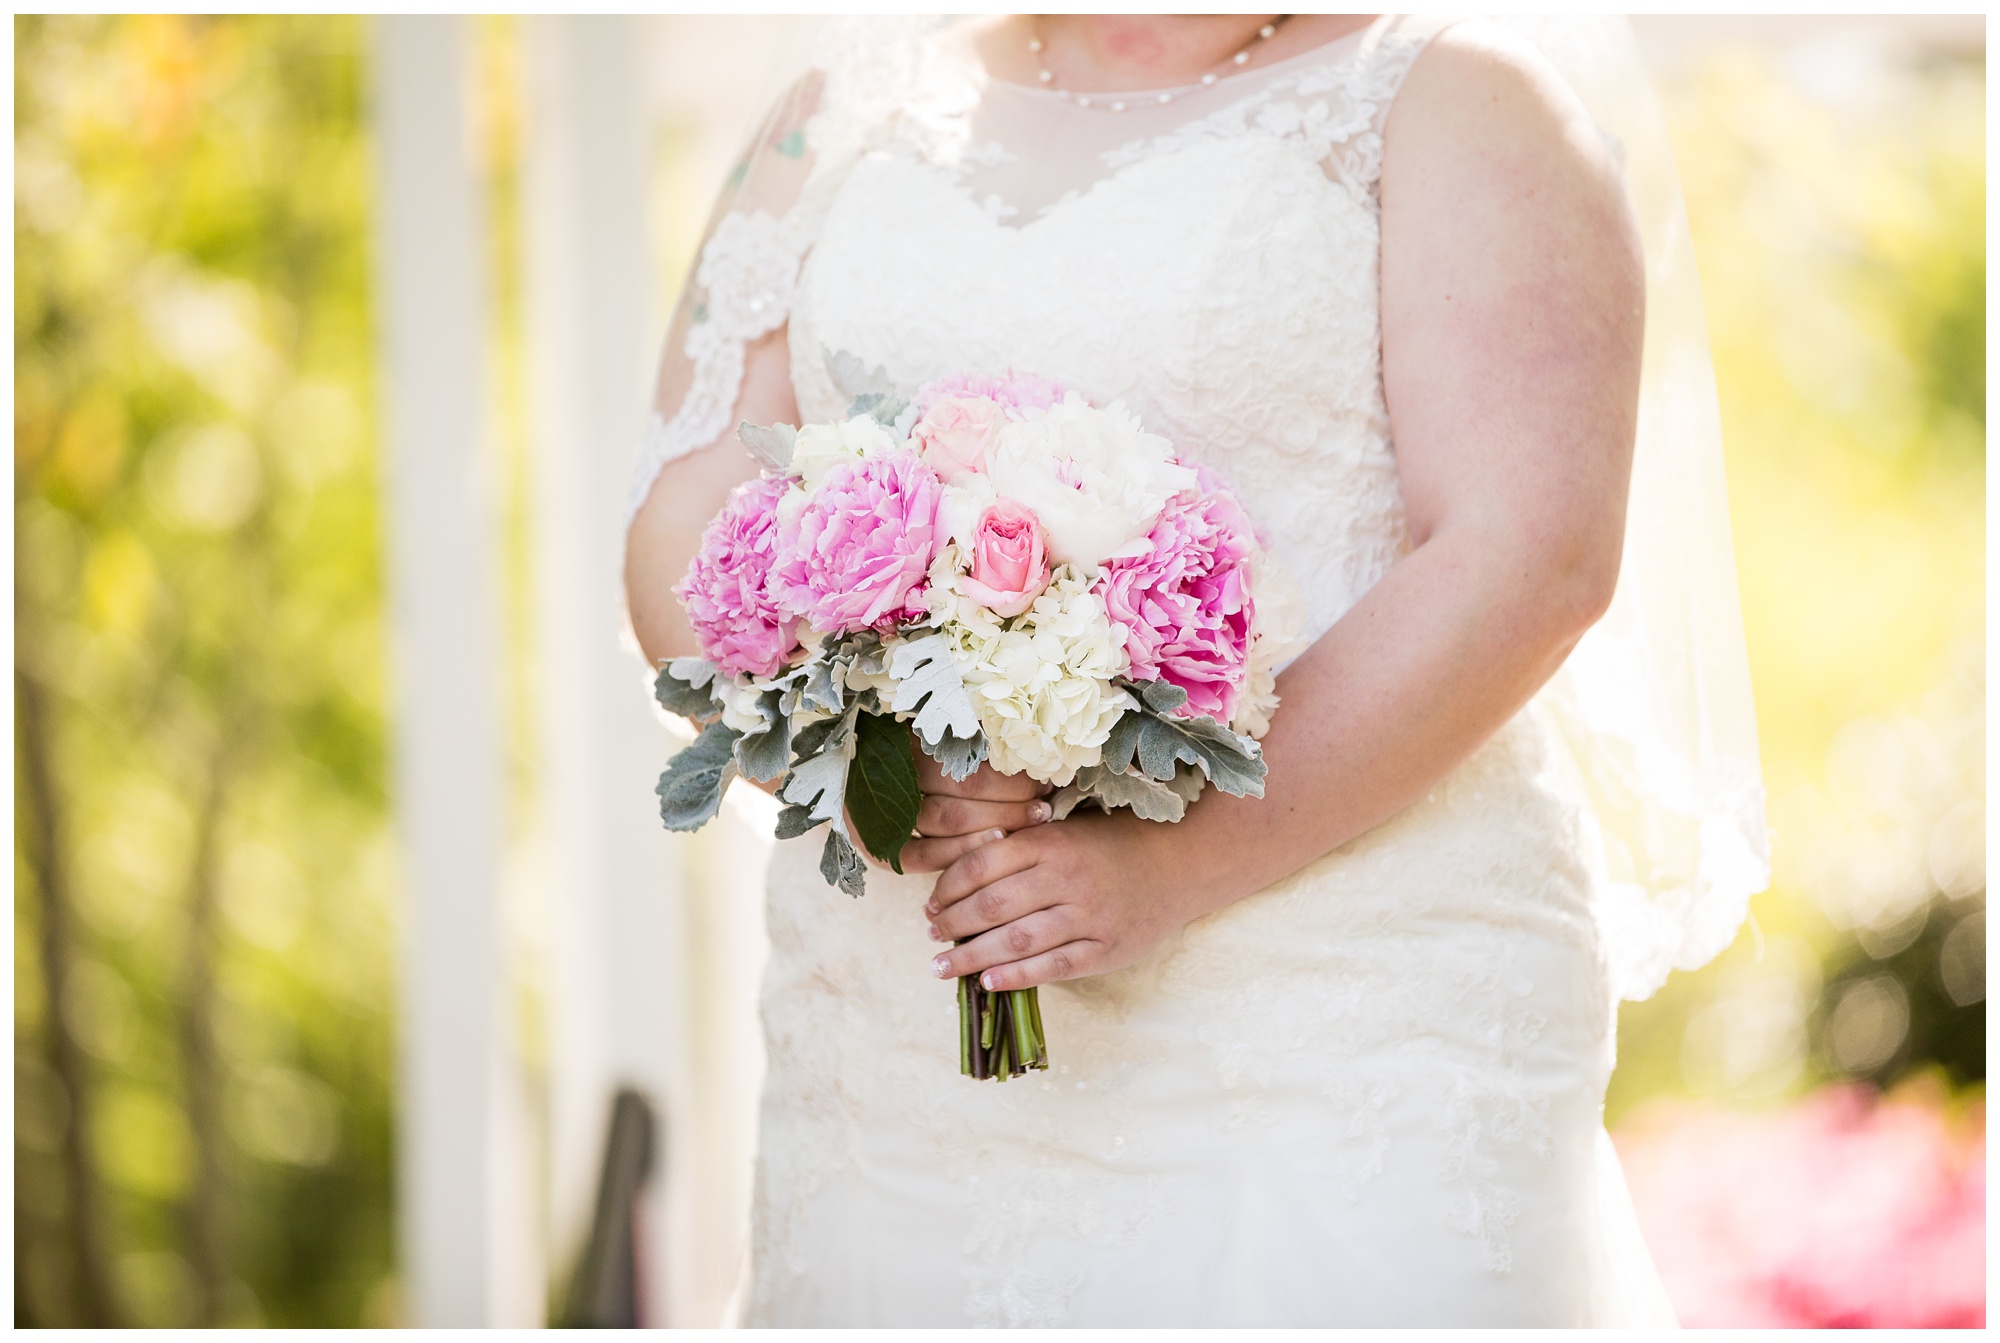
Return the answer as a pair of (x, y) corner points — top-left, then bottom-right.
(736, 420), (797, 472)
(782, 656), (845, 718)
(774, 803), (820, 840)
(887, 633), (980, 746)
(1103, 682), (1267, 798)
(654, 659), (722, 717)
(780, 708), (857, 834)
(732, 690), (791, 782)
(918, 728), (987, 782)
(848, 390), (910, 428)
(1134, 678), (1189, 716)
(1071, 764), (1189, 822)
(820, 828), (867, 897)
(656, 720), (739, 831)
(791, 713), (847, 764)
(824, 346), (898, 403)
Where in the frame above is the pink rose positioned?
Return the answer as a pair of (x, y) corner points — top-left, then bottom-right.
(911, 395), (1006, 486)
(1097, 479), (1258, 723)
(768, 449), (943, 633)
(958, 501), (1050, 618)
(674, 474), (800, 679)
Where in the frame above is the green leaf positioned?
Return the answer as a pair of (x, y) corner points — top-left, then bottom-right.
(844, 711), (922, 873)
(656, 719), (739, 830)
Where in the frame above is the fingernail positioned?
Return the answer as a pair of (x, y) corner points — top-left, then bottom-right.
(932, 957), (950, 978)
(980, 972), (997, 991)
(1029, 801), (1052, 823)
(927, 924), (943, 942)
(988, 828), (1007, 842)
(925, 898), (940, 915)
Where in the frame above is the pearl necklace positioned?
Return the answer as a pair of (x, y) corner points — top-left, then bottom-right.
(1028, 17), (1289, 112)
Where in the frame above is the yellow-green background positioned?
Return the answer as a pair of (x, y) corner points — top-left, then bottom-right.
(13, 16), (1984, 1327)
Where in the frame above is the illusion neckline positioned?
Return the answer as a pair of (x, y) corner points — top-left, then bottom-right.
(971, 16), (1384, 104)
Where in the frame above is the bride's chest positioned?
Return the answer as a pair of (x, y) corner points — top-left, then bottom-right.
(791, 134), (1385, 430)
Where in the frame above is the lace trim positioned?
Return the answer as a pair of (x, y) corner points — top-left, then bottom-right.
(623, 208), (806, 527)
(1098, 31), (1432, 202)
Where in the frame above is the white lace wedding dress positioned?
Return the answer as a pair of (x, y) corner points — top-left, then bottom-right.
(630, 15), (1769, 1327)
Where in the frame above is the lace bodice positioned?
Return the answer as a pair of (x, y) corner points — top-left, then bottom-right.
(627, 15), (1752, 1326)
(783, 21), (1425, 652)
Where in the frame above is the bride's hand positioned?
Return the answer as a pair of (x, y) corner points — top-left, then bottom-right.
(897, 757), (1053, 874)
(920, 809), (1198, 991)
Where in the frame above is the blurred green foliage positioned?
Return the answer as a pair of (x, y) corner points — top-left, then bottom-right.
(1608, 39), (1985, 1121)
(15, 15), (394, 1327)
(11, 15), (1985, 1329)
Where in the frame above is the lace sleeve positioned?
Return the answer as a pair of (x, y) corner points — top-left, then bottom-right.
(623, 76), (821, 531)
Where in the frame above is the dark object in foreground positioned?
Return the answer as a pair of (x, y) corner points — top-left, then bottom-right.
(559, 1087), (657, 1328)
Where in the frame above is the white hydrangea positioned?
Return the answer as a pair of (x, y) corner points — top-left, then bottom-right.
(943, 564), (1133, 786)
(985, 395), (1197, 573)
(924, 540), (1007, 643)
(1229, 548), (1308, 740)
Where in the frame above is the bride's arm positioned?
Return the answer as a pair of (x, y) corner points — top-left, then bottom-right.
(625, 327), (795, 670)
(922, 28), (1646, 990)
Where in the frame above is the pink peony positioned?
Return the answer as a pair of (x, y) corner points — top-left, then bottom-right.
(911, 395), (1006, 485)
(675, 474), (800, 679)
(770, 450), (944, 633)
(1098, 473), (1257, 724)
(959, 500), (1050, 618)
(1617, 1084), (1985, 1328)
(913, 370), (1069, 419)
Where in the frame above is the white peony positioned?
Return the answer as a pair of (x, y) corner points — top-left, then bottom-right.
(790, 414), (897, 492)
(934, 476), (999, 553)
(713, 674), (772, 735)
(985, 395), (1197, 573)
(944, 564), (1134, 785)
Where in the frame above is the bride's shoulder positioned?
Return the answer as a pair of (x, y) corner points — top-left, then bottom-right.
(1381, 21), (1632, 242)
(1387, 22), (1612, 176)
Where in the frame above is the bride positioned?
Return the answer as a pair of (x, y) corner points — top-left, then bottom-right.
(624, 13), (1768, 1327)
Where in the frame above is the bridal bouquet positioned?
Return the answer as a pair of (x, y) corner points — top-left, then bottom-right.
(654, 354), (1295, 1080)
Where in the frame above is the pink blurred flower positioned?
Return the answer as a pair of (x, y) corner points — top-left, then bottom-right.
(770, 450), (943, 634)
(1098, 472), (1257, 724)
(911, 395), (1006, 486)
(1616, 1084), (1985, 1328)
(674, 474), (800, 679)
(913, 370), (1068, 419)
(959, 500), (1050, 618)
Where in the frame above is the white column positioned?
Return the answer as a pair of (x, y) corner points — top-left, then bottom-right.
(518, 14), (692, 1325)
(371, 16), (537, 1327)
